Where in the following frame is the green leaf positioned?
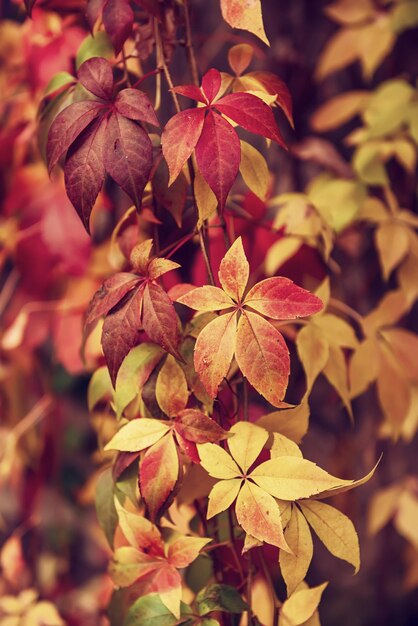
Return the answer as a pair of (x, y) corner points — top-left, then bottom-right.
(196, 584), (248, 616)
(95, 468), (118, 549)
(76, 32), (114, 69)
(124, 594), (191, 626)
(88, 366), (113, 411)
(44, 71), (75, 97)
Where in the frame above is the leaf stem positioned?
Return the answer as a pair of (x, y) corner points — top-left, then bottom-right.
(183, 0), (200, 86)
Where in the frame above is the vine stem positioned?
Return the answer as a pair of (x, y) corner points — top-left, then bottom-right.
(329, 297), (365, 332)
(154, 16), (215, 285)
(183, 0), (200, 85)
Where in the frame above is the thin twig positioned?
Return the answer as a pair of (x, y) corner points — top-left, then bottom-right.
(183, 0), (200, 85)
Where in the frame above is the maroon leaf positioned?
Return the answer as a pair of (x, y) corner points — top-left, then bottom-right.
(85, 272), (141, 334)
(142, 282), (181, 359)
(174, 409), (230, 444)
(115, 88), (159, 126)
(64, 117), (107, 232)
(78, 57), (114, 100)
(103, 113), (153, 210)
(195, 110), (240, 210)
(201, 68), (222, 103)
(171, 84), (207, 104)
(101, 286), (144, 386)
(248, 70), (294, 127)
(216, 92), (287, 147)
(161, 108), (206, 185)
(85, 0), (105, 31)
(47, 100), (104, 174)
(102, 0), (134, 55)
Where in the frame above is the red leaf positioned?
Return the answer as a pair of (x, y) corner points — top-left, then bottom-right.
(78, 57), (114, 100)
(195, 110), (240, 210)
(139, 433), (180, 521)
(64, 117), (107, 232)
(103, 113), (153, 210)
(244, 277), (323, 320)
(235, 310), (290, 406)
(194, 311), (237, 398)
(102, 286), (144, 386)
(216, 92), (286, 147)
(171, 84), (207, 105)
(141, 282), (181, 359)
(161, 108), (206, 185)
(85, 272), (141, 334)
(115, 88), (159, 126)
(248, 70), (294, 127)
(47, 100), (104, 173)
(201, 68), (222, 103)
(102, 0), (134, 55)
(174, 409), (230, 444)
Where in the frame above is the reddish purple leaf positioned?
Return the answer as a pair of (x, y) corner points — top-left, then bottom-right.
(171, 84), (208, 105)
(78, 57), (114, 100)
(195, 110), (240, 210)
(248, 70), (294, 127)
(85, 272), (141, 334)
(85, 0), (105, 31)
(64, 117), (107, 232)
(115, 88), (159, 126)
(102, 0), (134, 55)
(174, 409), (230, 444)
(47, 100), (104, 173)
(102, 286), (144, 386)
(141, 282), (181, 360)
(216, 92), (286, 147)
(161, 108), (206, 185)
(103, 113), (153, 210)
(201, 68), (222, 103)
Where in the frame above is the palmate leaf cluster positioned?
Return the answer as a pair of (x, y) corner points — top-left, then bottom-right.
(1, 0), (418, 625)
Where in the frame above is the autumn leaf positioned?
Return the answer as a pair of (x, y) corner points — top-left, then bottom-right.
(279, 582), (328, 626)
(161, 69), (286, 209)
(178, 237), (322, 405)
(220, 0), (269, 45)
(279, 505), (313, 594)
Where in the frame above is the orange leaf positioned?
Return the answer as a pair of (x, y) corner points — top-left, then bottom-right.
(218, 237), (249, 302)
(194, 311), (237, 398)
(177, 285), (234, 311)
(235, 310), (290, 406)
(235, 481), (290, 550)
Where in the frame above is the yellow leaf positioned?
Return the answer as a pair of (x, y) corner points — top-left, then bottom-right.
(265, 237), (301, 275)
(300, 500), (360, 573)
(323, 344), (353, 419)
(353, 142), (388, 186)
(313, 314), (358, 349)
(156, 354), (188, 417)
(270, 433), (303, 459)
(314, 459), (379, 500)
(88, 366), (112, 411)
(380, 328), (418, 380)
(197, 442), (241, 479)
(324, 0), (375, 24)
(194, 167), (217, 226)
(315, 28), (360, 81)
(228, 422), (268, 473)
(398, 248), (418, 305)
(392, 138), (416, 173)
(280, 582), (328, 626)
(104, 418), (171, 452)
(220, 0), (269, 45)
(363, 79), (413, 138)
(314, 277), (330, 309)
(256, 402), (310, 444)
(357, 18), (395, 80)
(159, 584), (182, 620)
(308, 175), (366, 232)
(349, 337), (379, 398)
(375, 220), (409, 280)
(22, 602), (65, 626)
(239, 140), (269, 200)
(394, 491), (418, 549)
(109, 546), (155, 587)
(399, 385), (418, 443)
(311, 91), (370, 132)
(391, 1), (418, 33)
(362, 289), (409, 335)
(367, 483), (404, 536)
(358, 197), (388, 223)
(376, 342), (412, 438)
(250, 456), (353, 500)
(280, 505), (313, 594)
(296, 324), (330, 395)
(207, 478), (242, 518)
